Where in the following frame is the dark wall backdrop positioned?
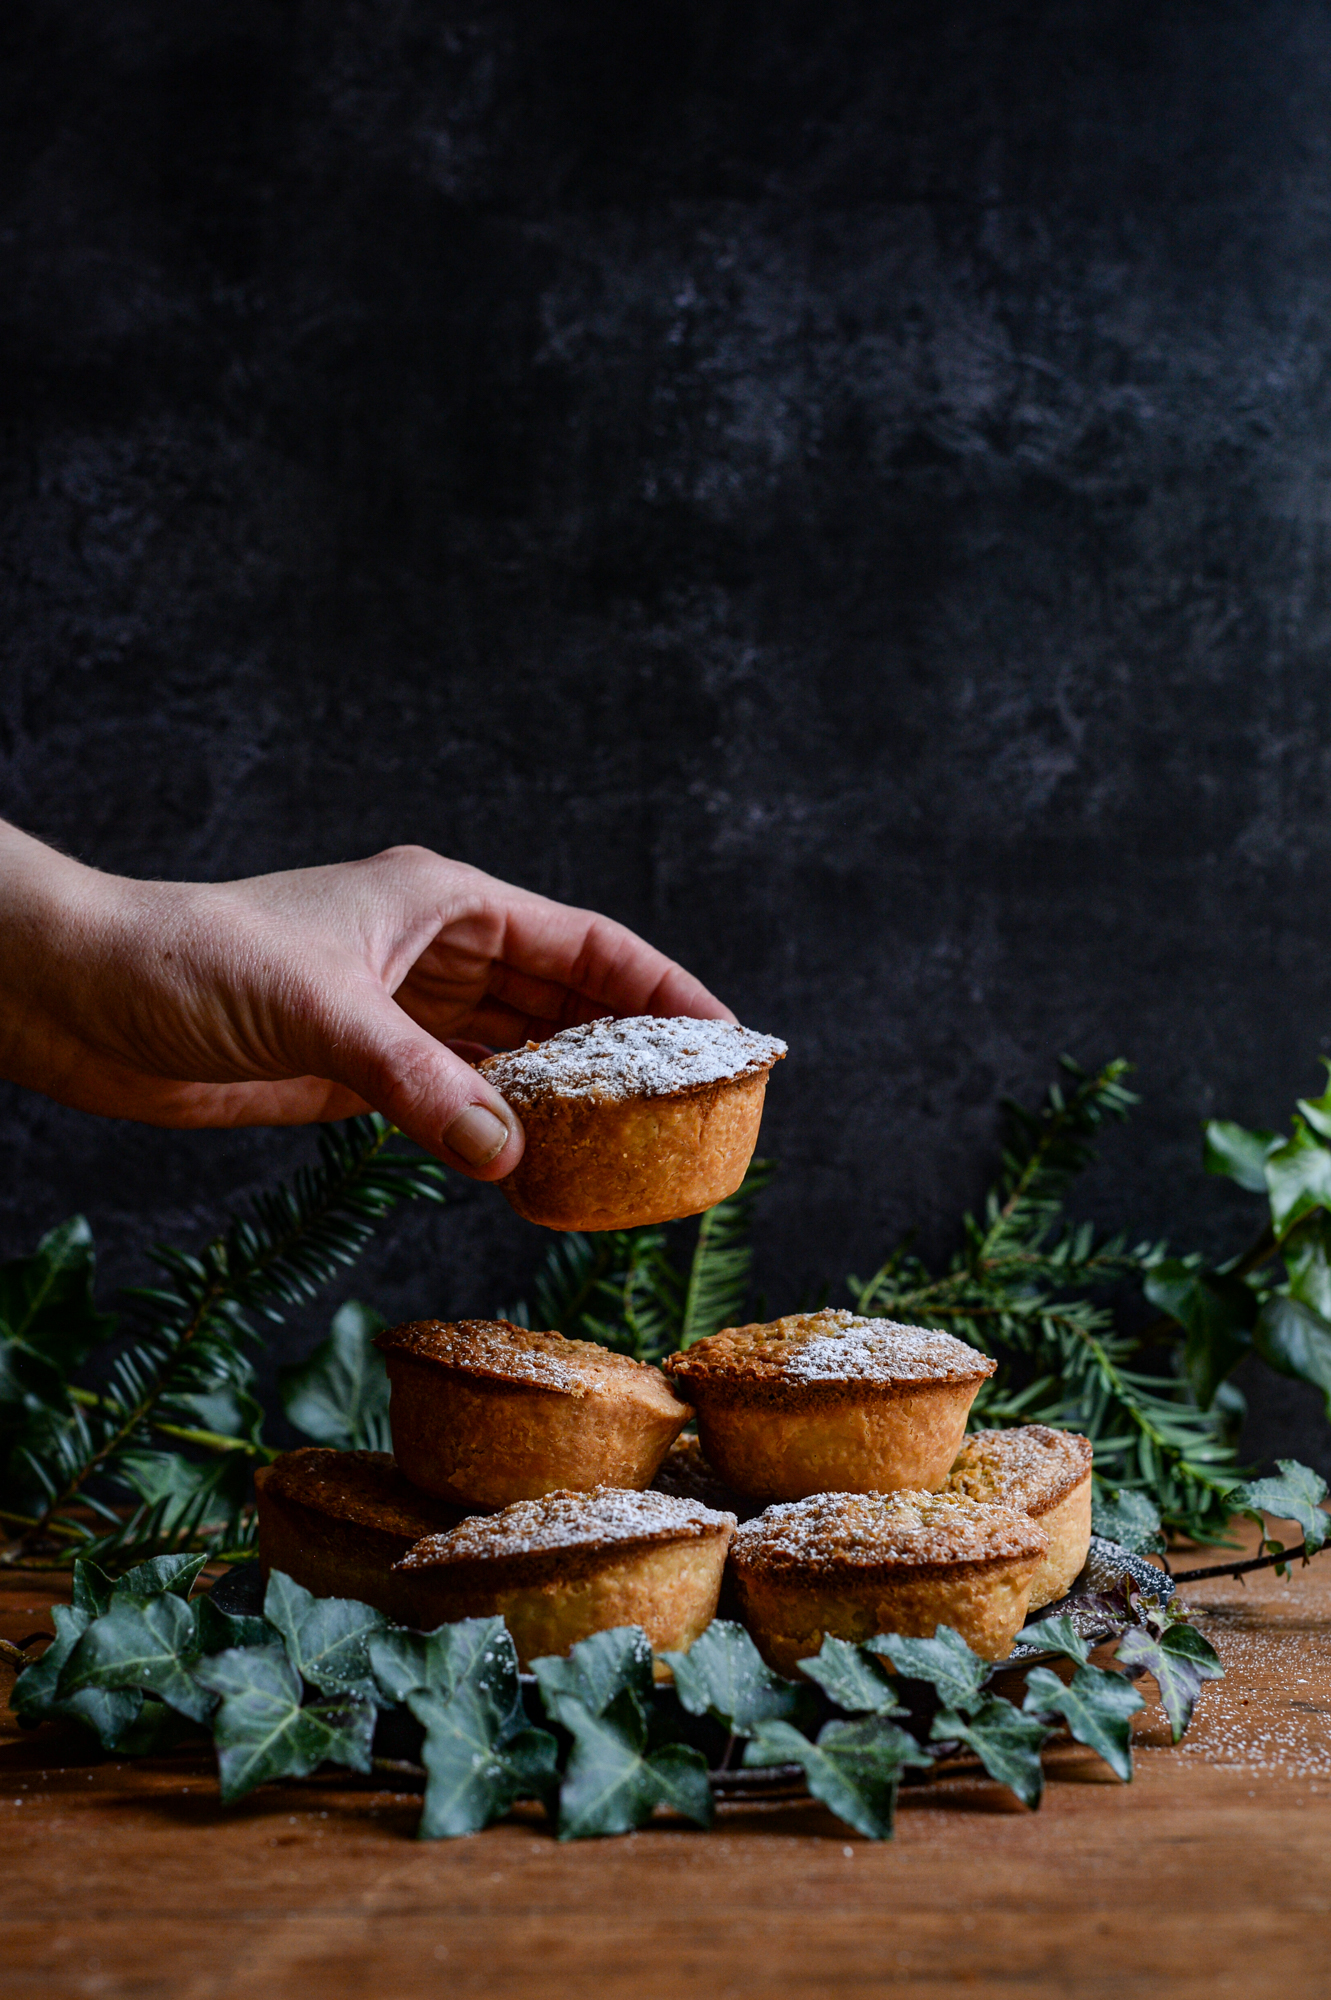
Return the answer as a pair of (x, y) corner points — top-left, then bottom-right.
(3, 1), (1331, 1466)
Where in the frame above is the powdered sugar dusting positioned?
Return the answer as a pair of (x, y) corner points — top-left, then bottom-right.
(399, 1484), (736, 1568)
(732, 1489), (1047, 1575)
(666, 1309), (994, 1388)
(478, 1016), (786, 1105)
(948, 1425), (1092, 1511)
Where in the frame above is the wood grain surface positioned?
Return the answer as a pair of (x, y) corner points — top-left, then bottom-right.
(2, 1521), (1329, 2000)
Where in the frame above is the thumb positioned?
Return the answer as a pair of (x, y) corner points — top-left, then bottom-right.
(326, 985), (525, 1180)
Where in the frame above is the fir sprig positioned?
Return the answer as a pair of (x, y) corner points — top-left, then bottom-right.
(1, 1116), (446, 1569)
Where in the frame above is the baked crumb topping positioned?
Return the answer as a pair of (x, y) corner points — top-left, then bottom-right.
(477, 1015), (786, 1106)
(664, 1308), (995, 1390)
(947, 1425), (1093, 1513)
(398, 1485), (735, 1569)
(374, 1318), (685, 1405)
(731, 1489), (1047, 1576)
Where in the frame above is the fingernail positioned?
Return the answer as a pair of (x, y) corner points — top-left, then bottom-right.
(444, 1103), (511, 1167)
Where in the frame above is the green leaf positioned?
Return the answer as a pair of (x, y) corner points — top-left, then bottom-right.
(61, 1593), (216, 1725)
(1141, 1262), (1255, 1408)
(1228, 1459), (1330, 1554)
(263, 1570), (386, 1702)
(795, 1636), (906, 1717)
(1253, 1296), (1331, 1418)
(193, 1595), (277, 1656)
(873, 1626), (988, 1716)
(679, 1160), (774, 1349)
(193, 1646), (375, 1803)
(1297, 1064), (1331, 1141)
(1264, 1121), (1331, 1239)
(1014, 1613), (1090, 1665)
(1281, 1215), (1331, 1319)
(1115, 1622), (1224, 1741)
(0, 1217), (117, 1371)
(531, 1626), (654, 1725)
(744, 1716), (932, 1840)
(409, 1681), (558, 1839)
(55, 1685), (146, 1749)
(113, 1552), (210, 1605)
(1202, 1122), (1281, 1193)
(1023, 1664), (1143, 1782)
(369, 1618), (525, 1736)
(932, 1696), (1051, 1808)
(10, 1602), (91, 1722)
(71, 1559), (115, 1618)
(660, 1620), (813, 1731)
(1090, 1489), (1166, 1556)
(113, 1697), (204, 1757)
(280, 1301), (390, 1451)
(554, 1686), (712, 1839)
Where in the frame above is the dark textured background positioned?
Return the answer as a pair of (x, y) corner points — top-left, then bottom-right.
(2, 0), (1330, 1467)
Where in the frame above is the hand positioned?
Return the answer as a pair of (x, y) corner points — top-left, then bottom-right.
(0, 825), (734, 1179)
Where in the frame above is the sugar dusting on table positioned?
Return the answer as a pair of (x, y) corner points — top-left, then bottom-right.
(478, 1016), (786, 1104)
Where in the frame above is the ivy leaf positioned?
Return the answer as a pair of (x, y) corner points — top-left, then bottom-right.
(554, 1686), (712, 1839)
(193, 1596), (277, 1656)
(795, 1636), (906, 1716)
(1252, 1298), (1331, 1419)
(1281, 1214), (1331, 1319)
(10, 1602), (91, 1723)
(1141, 1262), (1255, 1408)
(71, 1558), (115, 1619)
(531, 1626), (654, 1725)
(1227, 1459), (1330, 1554)
(193, 1646), (375, 1803)
(745, 1716), (932, 1841)
(409, 1681), (558, 1839)
(61, 1591), (216, 1725)
(54, 1685), (145, 1749)
(660, 1620), (813, 1730)
(1202, 1122), (1282, 1193)
(112, 1552), (210, 1605)
(263, 1570), (386, 1702)
(1115, 1622), (1225, 1741)
(873, 1626), (988, 1716)
(1023, 1664), (1143, 1782)
(932, 1696), (1051, 1809)
(1297, 1064), (1331, 1141)
(1014, 1614), (1090, 1665)
(0, 1217), (117, 1373)
(280, 1301), (390, 1451)
(370, 1618), (526, 1735)
(1090, 1487), (1166, 1555)
(1263, 1121), (1331, 1239)
(113, 1697), (205, 1757)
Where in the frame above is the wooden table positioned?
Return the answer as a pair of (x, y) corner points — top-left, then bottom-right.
(3, 1522), (1329, 2000)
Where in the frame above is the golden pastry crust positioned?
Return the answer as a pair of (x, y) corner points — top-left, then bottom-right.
(255, 1449), (468, 1625)
(729, 1489), (1048, 1673)
(662, 1310), (995, 1502)
(375, 1318), (690, 1508)
(396, 1486), (736, 1668)
(947, 1426), (1093, 1609)
(478, 1017), (786, 1231)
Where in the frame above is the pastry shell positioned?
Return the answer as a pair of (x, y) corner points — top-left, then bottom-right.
(254, 1448), (469, 1625)
(478, 1016), (786, 1231)
(375, 1318), (690, 1508)
(946, 1425), (1094, 1609)
(395, 1485), (736, 1669)
(663, 1309), (996, 1502)
(729, 1488), (1048, 1674)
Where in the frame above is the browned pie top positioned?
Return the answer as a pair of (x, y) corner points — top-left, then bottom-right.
(947, 1426), (1093, 1516)
(663, 1308), (995, 1400)
(258, 1449), (466, 1540)
(651, 1434), (758, 1519)
(374, 1318), (688, 1413)
(477, 1015), (786, 1108)
(396, 1485), (736, 1588)
(730, 1489), (1047, 1581)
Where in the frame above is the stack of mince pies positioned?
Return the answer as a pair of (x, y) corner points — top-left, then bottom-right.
(254, 1018), (1095, 1676)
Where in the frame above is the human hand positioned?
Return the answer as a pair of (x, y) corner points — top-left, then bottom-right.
(0, 825), (733, 1179)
